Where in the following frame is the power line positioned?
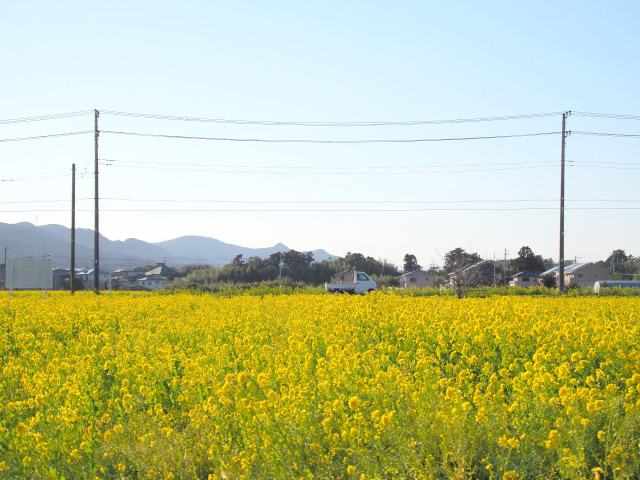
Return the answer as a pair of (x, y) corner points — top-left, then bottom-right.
(101, 130), (561, 144)
(572, 131), (640, 139)
(104, 198), (638, 204)
(0, 131), (92, 143)
(576, 165), (640, 170)
(100, 110), (563, 126)
(4, 198), (640, 205)
(572, 112), (640, 121)
(1, 174), (75, 182)
(3, 206), (640, 213)
(1, 109), (634, 128)
(0, 198), (94, 205)
(577, 160), (640, 165)
(101, 158), (557, 170)
(100, 160), (557, 175)
(105, 198), (565, 205)
(0, 111), (93, 125)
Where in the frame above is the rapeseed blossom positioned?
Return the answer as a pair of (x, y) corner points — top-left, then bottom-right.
(0, 291), (639, 478)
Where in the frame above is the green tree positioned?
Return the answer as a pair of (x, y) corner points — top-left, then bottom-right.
(510, 246), (545, 273)
(403, 254), (421, 273)
(540, 273), (557, 289)
(598, 250), (639, 279)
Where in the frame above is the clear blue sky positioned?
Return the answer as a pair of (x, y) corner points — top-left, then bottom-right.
(2, 1), (639, 267)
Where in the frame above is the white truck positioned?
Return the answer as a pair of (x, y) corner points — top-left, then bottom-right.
(324, 271), (377, 294)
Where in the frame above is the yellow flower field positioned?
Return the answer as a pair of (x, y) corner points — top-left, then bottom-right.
(1, 291), (639, 479)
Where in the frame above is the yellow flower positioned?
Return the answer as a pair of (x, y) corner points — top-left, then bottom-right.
(475, 407), (488, 424)
(545, 429), (561, 448)
(507, 437), (520, 449)
(347, 465), (356, 475)
(348, 396), (361, 410)
(380, 410), (395, 426)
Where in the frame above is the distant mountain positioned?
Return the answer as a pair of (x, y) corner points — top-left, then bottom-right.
(0, 222), (336, 270)
(155, 237), (298, 266)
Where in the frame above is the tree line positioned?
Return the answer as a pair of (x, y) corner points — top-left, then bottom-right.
(175, 246), (639, 290)
(181, 251), (399, 289)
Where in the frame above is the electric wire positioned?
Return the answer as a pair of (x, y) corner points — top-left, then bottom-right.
(0, 131), (92, 143)
(100, 130), (561, 143)
(1, 174), (80, 183)
(99, 162), (557, 175)
(99, 110), (564, 126)
(572, 131), (640, 139)
(4, 198), (640, 205)
(3, 206), (639, 213)
(0, 111), (93, 125)
(572, 112), (640, 121)
(100, 158), (557, 171)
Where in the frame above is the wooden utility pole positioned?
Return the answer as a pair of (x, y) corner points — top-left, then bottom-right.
(71, 164), (76, 294)
(94, 109), (100, 294)
(504, 249), (507, 287)
(558, 111), (570, 294)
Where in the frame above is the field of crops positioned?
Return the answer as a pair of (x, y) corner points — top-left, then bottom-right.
(1, 291), (640, 479)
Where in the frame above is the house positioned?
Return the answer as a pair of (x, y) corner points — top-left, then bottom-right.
(75, 268), (110, 288)
(398, 269), (434, 288)
(135, 275), (169, 290)
(540, 262), (610, 288)
(510, 270), (542, 288)
(111, 266), (149, 282)
(53, 268), (71, 290)
(145, 262), (181, 280)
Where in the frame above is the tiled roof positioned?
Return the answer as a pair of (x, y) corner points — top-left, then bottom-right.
(145, 263), (180, 276)
(540, 266), (558, 275)
(513, 270), (542, 277)
(564, 263), (589, 273)
(540, 263), (605, 276)
(398, 269), (431, 278)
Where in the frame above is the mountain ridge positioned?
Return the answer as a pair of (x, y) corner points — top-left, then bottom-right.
(0, 222), (335, 270)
